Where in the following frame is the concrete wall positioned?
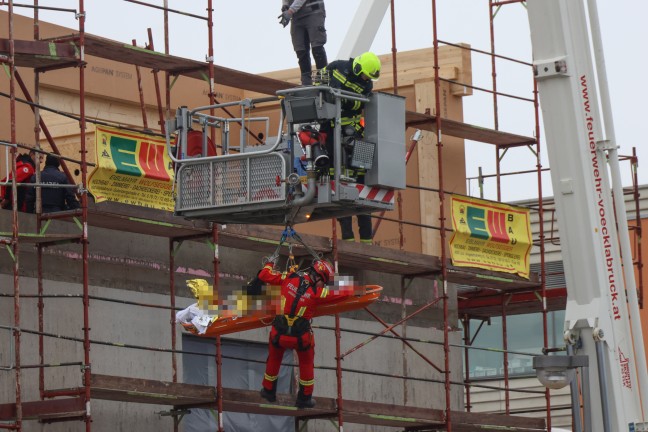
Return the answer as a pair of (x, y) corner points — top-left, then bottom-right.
(0, 278), (179, 432)
(1, 210), (463, 431)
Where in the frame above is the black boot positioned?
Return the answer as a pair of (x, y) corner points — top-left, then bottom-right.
(296, 50), (313, 86)
(300, 71), (313, 86)
(295, 390), (316, 408)
(260, 385), (276, 403)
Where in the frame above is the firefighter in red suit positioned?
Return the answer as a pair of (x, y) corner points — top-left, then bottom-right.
(255, 258), (346, 408)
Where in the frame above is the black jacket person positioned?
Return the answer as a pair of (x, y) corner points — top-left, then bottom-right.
(319, 52), (381, 243)
(279, 0), (328, 85)
(26, 155), (79, 213)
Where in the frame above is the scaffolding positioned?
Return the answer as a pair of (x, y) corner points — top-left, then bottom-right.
(0, 1), (643, 432)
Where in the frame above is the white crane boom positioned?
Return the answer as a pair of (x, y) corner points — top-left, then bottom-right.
(527, 0), (648, 430)
(339, 1), (648, 429)
(337, 0), (389, 59)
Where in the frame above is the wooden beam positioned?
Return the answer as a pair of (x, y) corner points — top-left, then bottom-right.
(90, 374), (215, 406)
(69, 34), (291, 95)
(0, 39), (78, 69)
(452, 410), (546, 429)
(0, 398), (85, 421)
(343, 399), (444, 427)
(415, 79), (440, 257)
(406, 111), (536, 147)
(37, 375), (547, 430)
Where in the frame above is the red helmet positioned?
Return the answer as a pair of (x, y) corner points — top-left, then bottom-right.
(312, 259), (334, 284)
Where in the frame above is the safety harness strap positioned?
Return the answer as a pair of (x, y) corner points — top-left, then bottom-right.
(272, 273), (315, 348)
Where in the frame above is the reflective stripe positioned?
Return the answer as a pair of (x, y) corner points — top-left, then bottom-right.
(329, 168), (361, 177)
(299, 378), (315, 387)
(285, 315), (300, 326)
(332, 69), (364, 94)
(281, 296), (286, 310)
(265, 373), (279, 382)
(341, 115), (362, 125)
(296, 306), (307, 317)
(330, 115), (361, 127)
(320, 287), (329, 298)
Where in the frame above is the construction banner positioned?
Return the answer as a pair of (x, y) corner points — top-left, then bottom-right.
(449, 196), (532, 278)
(88, 126), (174, 211)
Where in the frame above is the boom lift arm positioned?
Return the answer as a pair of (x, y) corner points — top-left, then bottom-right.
(527, 0), (647, 430)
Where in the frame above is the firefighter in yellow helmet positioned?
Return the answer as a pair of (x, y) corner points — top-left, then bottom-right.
(318, 52), (381, 243)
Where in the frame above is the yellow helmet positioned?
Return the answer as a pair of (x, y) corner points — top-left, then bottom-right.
(187, 279), (212, 299)
(352, 52), (381, 81)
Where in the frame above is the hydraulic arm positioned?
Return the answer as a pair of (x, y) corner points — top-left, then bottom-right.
(527, 1), (647, 430)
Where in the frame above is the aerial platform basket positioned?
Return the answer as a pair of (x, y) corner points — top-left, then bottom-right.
(166, 87), (406, 225)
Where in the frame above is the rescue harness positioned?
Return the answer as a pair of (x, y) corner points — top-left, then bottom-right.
(271, 272), (316, 350)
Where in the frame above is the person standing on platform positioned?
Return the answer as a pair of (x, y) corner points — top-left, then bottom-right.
(278, 0), (328, 85)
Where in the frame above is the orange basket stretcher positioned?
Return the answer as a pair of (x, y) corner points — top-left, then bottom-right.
(178, 285), (382, 337)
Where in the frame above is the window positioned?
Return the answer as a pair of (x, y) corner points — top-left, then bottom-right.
(464, 310), (566, 379)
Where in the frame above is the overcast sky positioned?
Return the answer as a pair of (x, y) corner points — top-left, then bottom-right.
(15, 0), (648, 202)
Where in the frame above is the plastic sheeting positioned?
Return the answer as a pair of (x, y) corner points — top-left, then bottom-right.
(182, 335), (293, 431)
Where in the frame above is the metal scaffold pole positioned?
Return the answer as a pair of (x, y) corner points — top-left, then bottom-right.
(77, 1), (92, 430)
(533, 71), (552, 431)
(7, 1), (23, 429)
(431, 1), (451, 430)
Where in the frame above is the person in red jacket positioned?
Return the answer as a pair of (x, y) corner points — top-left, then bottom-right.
(255, 258), (348, 408)
(0, 152), (36, 211)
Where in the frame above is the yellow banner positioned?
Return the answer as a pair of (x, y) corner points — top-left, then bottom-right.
(449, 196), (532, 278)
(88, 126), (174, 211)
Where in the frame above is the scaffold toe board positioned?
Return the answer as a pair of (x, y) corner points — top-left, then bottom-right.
(58, 33), (292, 95)
(78, 375), (545, 430)
(459, 287), (567, 318)
(0, 39), (78, 69)
(89, 374), (216, 406)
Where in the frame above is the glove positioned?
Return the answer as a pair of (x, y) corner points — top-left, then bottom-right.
(281, 5), (290, 12)
(278, 10), (292, 28)
(246, 276), (264, 296)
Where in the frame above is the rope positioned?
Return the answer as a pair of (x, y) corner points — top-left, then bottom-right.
(262, 223), (322, 268)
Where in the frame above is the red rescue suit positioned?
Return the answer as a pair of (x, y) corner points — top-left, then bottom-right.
(258, 263), (347, 396)
(1, 156), (35, 211)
